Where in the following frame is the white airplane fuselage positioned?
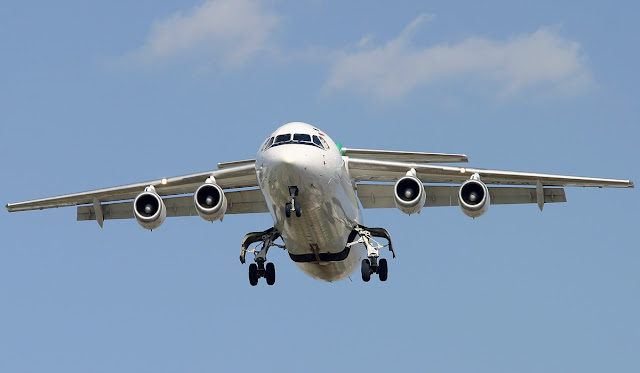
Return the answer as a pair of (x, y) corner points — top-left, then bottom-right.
(256, 122), (364, 281)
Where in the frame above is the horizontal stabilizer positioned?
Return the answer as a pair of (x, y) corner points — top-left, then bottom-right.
(342, 148), (468, 163)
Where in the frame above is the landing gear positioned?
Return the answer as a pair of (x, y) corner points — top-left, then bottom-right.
(349, 225), (395, 282)
(249, 263), (259, 286)
(265, 262), (276, 285)
(285, 186), (301, 218)
(378, 258), (388, 282)
(361, 259), (371, 282)
(240, 227), (285, 286)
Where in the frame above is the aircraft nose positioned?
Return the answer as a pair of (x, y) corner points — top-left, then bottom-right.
(279, 151), (305, 171)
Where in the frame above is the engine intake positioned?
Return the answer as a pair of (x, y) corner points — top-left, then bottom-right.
(458, 178), (490, 218)
(394, 175), (426, 215)
(133, 186), (166, 230)
(194, 182), (227, 222)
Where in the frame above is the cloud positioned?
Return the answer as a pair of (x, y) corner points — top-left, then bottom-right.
(128, 0), (279, 67)
(325, 15), (592, 100)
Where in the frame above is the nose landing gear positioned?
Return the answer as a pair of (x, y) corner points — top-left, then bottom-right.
(285, 186), (301, 218)
(240, 227), (284, 286)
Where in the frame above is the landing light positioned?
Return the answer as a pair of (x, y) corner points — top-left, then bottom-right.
(161, 178), (168, 185)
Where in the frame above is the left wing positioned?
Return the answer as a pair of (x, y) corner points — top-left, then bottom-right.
(357, 184), (567, 208)
(347, 158), (634, 188)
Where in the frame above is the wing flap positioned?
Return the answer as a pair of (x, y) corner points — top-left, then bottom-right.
(357, 184), (567, 209)
(77, 188), (268, 222)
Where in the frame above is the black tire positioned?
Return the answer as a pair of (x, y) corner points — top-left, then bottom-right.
(378, 258), (388, 282)
(295, 203), (302, 218)
(285, 203), (291, 218)
(265, 262), (276, 286)
(361, 259), (371, 282)
(249, 263), (259, 286)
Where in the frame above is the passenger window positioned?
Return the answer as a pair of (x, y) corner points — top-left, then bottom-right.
(275, 134), (291, 144)
(293, 133), (312, 142)
(312, 135), (323, 148)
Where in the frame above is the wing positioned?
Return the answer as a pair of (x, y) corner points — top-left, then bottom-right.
(357, 184), (567, 208)
(347, 158), (634, 188)
(347, 157), (633, 212)
(6, 162), (268, 222)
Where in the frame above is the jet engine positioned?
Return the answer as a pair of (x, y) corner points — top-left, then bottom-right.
(133, 186), (167, 230)
(194, 181), (227, 222)
(458, 178), (490, 218)
(394, 175), (426, 215)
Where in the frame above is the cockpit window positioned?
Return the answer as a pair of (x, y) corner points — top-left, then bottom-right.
(261, 137), (274, 151)
(293, 133), (312, 142)
(312, 135), (323, 148)
(275, 134), (291, 144)
(318, 136), (330, 150)
(264, 132), (327, 151)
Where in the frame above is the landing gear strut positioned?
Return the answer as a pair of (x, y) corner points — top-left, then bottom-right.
(347, 225), (394, 282)
(285, 186), (301, 218)
(240, 227), (284, 286)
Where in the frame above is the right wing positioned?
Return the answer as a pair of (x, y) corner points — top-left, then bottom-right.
(6, 162), (267, 223)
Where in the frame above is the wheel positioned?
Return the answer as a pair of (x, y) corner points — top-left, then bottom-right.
(361, 259), (371, 282)
(378, 258), (388, 282)
(265, 262), (276, 286)
(285, 203), (291, 218)
(249, 263), (259, 286)
(295, 202), (302, 218)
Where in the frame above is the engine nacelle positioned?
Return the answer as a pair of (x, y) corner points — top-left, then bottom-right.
(458, 178), (490, 218)
(194, 182), (227, 222)
(394, 175), (426, 215)
(133, 186), (167, 230)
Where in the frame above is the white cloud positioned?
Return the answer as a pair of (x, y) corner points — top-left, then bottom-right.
(325, 15), (592, 100)
(129, 0), (279, 66)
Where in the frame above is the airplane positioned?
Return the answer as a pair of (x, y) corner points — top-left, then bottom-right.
(6, 122), (635, 285)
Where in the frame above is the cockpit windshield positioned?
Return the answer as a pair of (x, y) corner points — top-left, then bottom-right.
(275, 134), (291, 144)
(263, 133), (327, 151)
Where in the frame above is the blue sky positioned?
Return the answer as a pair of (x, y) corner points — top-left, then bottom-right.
(1, 1), (638, 372)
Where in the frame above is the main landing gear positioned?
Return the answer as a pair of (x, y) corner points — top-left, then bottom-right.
(347, 226), (395, 282)
(285, 186), (301, 218)
(240, 227), (285, 286)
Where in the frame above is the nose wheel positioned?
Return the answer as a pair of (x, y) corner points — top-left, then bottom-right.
(285, 186), (301, 218)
